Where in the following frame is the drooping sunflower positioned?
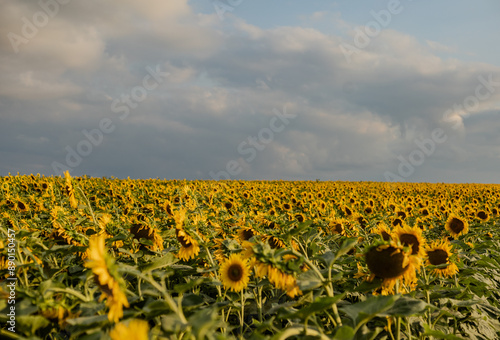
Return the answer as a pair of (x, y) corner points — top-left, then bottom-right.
(364, 241), (415, 294)
(219, 253), (250, 292)
(64, 171), (78, 209)
(425, 239), (459, 278)
(254, 260), (302, 298)
(444, 213), (469, 238)
(175, 228), (200, 261)
(85, 235), (129, 323)
(266, 235), (286, 249)
(110, 319), (149, 340)
(130, 222), (164, 252)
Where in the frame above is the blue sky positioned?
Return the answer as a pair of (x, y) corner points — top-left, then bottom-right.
(193, 0), (500, 66)
(1, 0), (499, 183)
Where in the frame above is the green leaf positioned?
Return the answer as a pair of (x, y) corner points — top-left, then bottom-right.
(161, 314), (188, 334)
(423, 324), (465, 339)
(334, 238), (357, 260)
(140, 252), (178, 272)
(332, 325), (355, 340)
(182, 293), (205, 310)
(142, 300), (172, 317)
(340, 295), (398, 327)
(380, 295), (429, 317)
(174, 278), (207, 293)
(285, 294), (346, 320)
(189, 306), (224, 340)
(297, 269), (324, 291)
(65, 314), (109, 327)
(318, 251), (337, 268)
(17, 315), (50, 335)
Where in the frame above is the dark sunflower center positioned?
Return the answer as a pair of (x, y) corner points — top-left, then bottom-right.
(295, 214), (304, 223)
(241, 229), (254, 241)
(427, 249), (448, 266)
(357, 217), (367, 229)
(399, 234), (420, 255)
(175, 229), (192, 248)
(365, 246), (409, 279)
(131, 224), (153, 240)
(268, 237), (282, 249)
(392, 218), (402, 227)
(381, 231), (391, 241)
(449, 218), (464, 233)
(332, 223), (343, 234)
(228, 264), (243, 282)
(477, 211), (488, 220)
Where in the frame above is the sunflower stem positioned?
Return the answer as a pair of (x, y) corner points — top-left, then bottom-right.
(395, 280), (401, 340)
(406, 317), (412, 340)
(289, 249), (343, 326)
(422, 268), (432, 330)
(240, 290), (245, 338)
(77, 186), (99, 228)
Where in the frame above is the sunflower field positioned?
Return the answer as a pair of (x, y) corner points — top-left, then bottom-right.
(1, 173), (500, 339)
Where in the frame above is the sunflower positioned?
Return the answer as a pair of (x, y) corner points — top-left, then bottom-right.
(110, 319), (149, 340)
(393, 224), (426, 258)
(130, 223), (164, 252)
(476, 210), (490, 222)
(391, 217), (403, 227)
(238, 226), (258, 242)
(267, 235), (286, 249)
(85, 235), (129, 323)
(444, 213), (469, 238)
(219, 253), (250, 292)
(327, 218), (347, 236)
(175, 228), (200, 261)
(425, 239), (459, 278)
(16, 200), (29, 212)
(293, 213), (306, 223)
(64, 171), (78, 209)
(372, 222), (392, 241)
(254, 261), (302, 298)
(364, 241), (415, 294)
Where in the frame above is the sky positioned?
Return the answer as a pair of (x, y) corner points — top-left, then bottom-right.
(1, 0), (500, 183)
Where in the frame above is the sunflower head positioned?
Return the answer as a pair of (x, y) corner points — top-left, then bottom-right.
(476, 210), (490, 222)
(175, 228), (200, 261)
(365, 242), (410, 280)
(425, 239), (459, 278)
(219, 253), (250, 292)
(393, 224), (426, 258)
(445, 213), (469, 238)
(110, 319), (149, 340)
(85, 235), (129, 323)
(372, 222), (392, 241)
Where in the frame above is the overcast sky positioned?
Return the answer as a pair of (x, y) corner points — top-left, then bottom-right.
(1, 0), (500, 183)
